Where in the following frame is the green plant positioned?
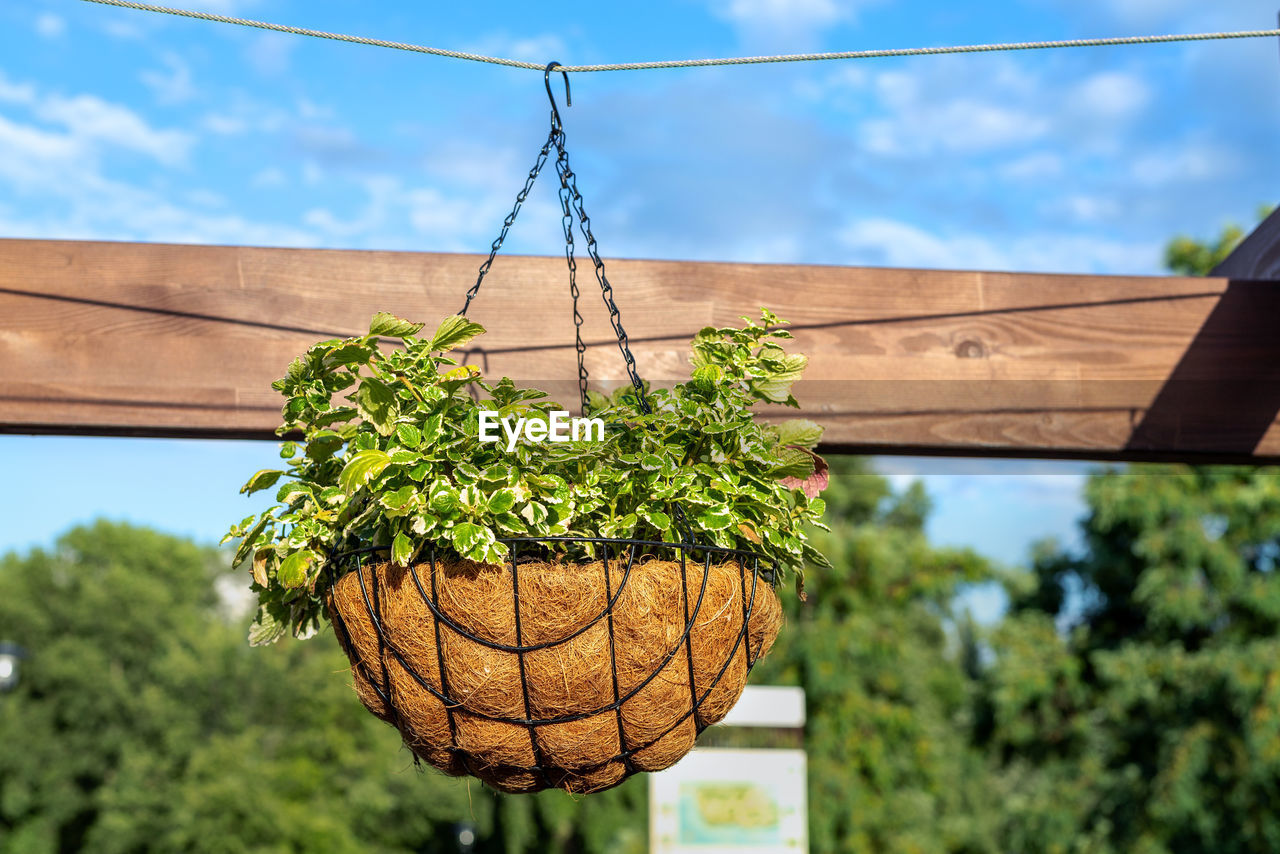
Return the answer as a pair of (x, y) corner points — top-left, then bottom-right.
(224, 309), (829, 645)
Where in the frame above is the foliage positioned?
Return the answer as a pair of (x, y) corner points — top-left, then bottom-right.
(752, 457), (1001, 852)
(1163, 204), (1274, 276)
(983, 466), (1280, 853)
(225, 309), (829, 644)
(0, 522), (487, 854)
(2, 459), (1003, 853)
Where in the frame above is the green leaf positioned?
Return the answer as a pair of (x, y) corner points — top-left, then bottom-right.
(638, 506), (671, 530)
(427, 315), (486, 352)
(752, 354), (807, 403)
(520, 501), (548, 526)
(697, 508), (734, 530)
(701, 421), (741, 434)
(232, 512), (271, 566)
(410, 513), (439, 536)
(379, 485), (417, 515)
(493, 512), (526, 533)
(338, 449), (391, 495)
(429, 484), (460, 516)
(775, 418), (823, 448)
(240, 469), (283, 495)
(769, 446), (816, 480)
(304, 431), (344, 462)
(351, 377), (398, 436)
(691, 363), (724, 389)
(276, 481), (313, 504)
(278, 549), (317, 589)
(321, 342), (375, 368)
(396, 423), (422, 448)
(248, 607), (287, 646)
(391, 530), (414, 566)
(488, 487), (516, 514)
(369, 311), (425, 338)
(451, 522), (496, 562)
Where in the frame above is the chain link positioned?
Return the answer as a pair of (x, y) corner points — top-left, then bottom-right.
(458, 132), (556, 317)
(550, 124), (651, 414)
(552, 124), (590, 413)
(457, 91), (648, 415)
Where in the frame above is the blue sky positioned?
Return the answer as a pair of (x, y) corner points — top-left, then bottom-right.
(2, 0), (1276, 619)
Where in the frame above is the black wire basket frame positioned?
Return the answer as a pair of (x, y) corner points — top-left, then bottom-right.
(326, 537), (778, 788)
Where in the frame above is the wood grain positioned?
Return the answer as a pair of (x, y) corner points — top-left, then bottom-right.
(3, 237), (1279, 463)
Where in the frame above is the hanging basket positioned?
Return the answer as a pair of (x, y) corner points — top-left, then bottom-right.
(218, 63), (824, 795)
(326, 539), (781, 794)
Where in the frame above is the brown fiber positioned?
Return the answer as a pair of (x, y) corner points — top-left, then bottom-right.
(326, 554), (782, 794)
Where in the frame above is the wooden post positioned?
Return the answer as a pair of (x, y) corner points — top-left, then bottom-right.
(2, 237), (1279, 462)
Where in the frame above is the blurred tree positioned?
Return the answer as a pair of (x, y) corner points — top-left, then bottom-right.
(982, 467), (1280, 853)
(1164, 205), (1274, 276)
(0, 521), (488, 854)
(0, 463), (999, 853)
(753, 457), (1001, 853)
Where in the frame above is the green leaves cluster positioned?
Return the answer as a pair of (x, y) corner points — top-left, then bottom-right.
(224, 308), (829, 644)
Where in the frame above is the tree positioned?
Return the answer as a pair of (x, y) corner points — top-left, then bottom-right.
(753, 457), (1000, 853)
(0, 463), (1001, 853)
(982, 467), (1280, 853)
(0, 521), (487, 854)
(1163, 205), (1274, 276)
(971, 214), (1280, 852)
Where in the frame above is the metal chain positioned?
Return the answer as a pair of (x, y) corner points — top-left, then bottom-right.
(552, 122), (590, 413)
(551, 126), (651, 414)
(458, 131), (557, 317)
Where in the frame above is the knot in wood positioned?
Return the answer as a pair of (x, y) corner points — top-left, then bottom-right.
(955, 338), (986, 359)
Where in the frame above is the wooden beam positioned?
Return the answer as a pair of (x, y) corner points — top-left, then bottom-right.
(1212, 205), (1280, 280)
(3, 237), (1279, 462)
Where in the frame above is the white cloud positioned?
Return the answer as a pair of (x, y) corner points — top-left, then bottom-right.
(1044, 194), (1123, 223)
(0, 71), (36, 105)
(0, 114), (82, 190)
(0, 78), (314, 248)
(1131, 144), (1238, 185)
(1069, 71), (1149, 119)
(246, 33), (295, 76)
(34, 94), (194, 165)
(839, 217), (1010, 269)
(1000, 152), (1064, 180)
(464, 32), (567, 64)
(303, 176), (398, 238)
(296, 99), (334, 121)
(250, 167), (287, 188)
(858, 64), (1053, 155)
(185, 189), (226, 208)
(140, 53), (196, 105)
(833, 58), (1151, 160)
(197, 93), (299, 138)
(838, 216), (1161, 274)
(184, 0), (261, 12)
(35, 14), (66, 39)
(1039, 0), (1268, 30)
(710, 0), (877, 48)
(100, 19), (145, 40)
(201, 113), (248, 135)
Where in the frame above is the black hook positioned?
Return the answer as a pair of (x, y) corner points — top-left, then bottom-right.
(545, 61), (570, 127)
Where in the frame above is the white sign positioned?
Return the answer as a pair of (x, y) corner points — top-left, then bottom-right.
(650, 748), (807, 854)
(717, 685), (806, 729)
